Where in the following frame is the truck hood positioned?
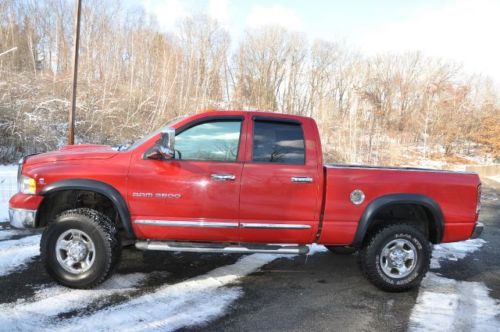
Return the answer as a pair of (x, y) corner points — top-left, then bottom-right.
(25, 144), (119, 166)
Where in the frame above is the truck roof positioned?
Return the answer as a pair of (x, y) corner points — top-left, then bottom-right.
(202, 109), (313, 121)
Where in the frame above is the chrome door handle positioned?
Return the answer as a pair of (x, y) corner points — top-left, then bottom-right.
(291, 176), (313, 183)
(211, 173), (236, 181)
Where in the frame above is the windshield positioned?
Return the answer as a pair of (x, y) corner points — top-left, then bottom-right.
(123, 115), (187, 151)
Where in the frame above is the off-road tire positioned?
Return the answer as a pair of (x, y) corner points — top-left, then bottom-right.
(326, 246), (356, 255)
(358, 224), (431, 292)
(40, 208), (121, 288)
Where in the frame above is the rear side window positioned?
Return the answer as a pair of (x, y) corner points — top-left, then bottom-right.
(252, 120), (305, 164)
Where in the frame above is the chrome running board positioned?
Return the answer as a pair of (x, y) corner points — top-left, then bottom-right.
(135, 241), (309, 254)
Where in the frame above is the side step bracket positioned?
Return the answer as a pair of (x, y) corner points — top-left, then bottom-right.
(135, 241), (309, 255)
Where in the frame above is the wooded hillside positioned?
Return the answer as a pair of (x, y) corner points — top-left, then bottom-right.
(1, 0), (498, 165)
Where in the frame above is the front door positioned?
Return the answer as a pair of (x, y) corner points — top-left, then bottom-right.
(128, 117), (245, 242)
(239, 117), (321, 244)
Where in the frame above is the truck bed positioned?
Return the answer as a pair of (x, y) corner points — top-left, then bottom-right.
(326, 163), (476, 173)
(318, 164), (480, 245)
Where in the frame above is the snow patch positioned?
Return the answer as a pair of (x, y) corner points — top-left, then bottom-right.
(0, 228), (32, 240)
(459, 153), (495, 165)
(449, 164), (467, 171)
(482, 190), (498, 202)
(409, 273), (500, 331)
(307, 243), (328, 255)
(0, 273), (146, 330)
(0, 234), (41, 276)
(51, 254), (282, 332)
(411, 238), (499, 331)
(415, 159), (446, 170)
(0, 165), (17, 222)
(488, 175), (500, 183)
(431, 239), (485, 269)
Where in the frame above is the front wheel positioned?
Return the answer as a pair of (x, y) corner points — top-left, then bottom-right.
(358, 224), (431, 292)
(40, 208), (121, 288)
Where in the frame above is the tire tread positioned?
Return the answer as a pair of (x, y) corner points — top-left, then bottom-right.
(40, 208), (121, 288)
(358, 224), (431, 292)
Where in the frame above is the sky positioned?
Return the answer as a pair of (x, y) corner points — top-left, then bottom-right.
(127, 0), (500, 86)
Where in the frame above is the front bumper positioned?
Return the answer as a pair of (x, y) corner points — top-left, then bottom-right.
(470, 222), (484, 239)
(9, 208), (37, 229)
(8, 193), (43, 228)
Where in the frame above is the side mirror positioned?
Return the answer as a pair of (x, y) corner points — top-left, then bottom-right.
(145, 128), (175, 160)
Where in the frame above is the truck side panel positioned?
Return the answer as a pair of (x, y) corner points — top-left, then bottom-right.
(318, 166), (480, 245)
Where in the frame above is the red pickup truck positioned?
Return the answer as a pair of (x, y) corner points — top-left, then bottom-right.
(9, 110), (482, 291)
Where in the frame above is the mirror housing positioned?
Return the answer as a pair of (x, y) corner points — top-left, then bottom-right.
(145, 127), (175, 160)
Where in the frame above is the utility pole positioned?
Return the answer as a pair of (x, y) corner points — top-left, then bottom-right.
(68, 0), (82, 145)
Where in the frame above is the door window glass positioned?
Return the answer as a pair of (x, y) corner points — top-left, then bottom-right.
(252, 120), (305, 164)
(175, 120), (242, 161)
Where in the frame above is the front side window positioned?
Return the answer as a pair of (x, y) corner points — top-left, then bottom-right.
(252, 120), (305, 164)
(175, 120), (242, 161)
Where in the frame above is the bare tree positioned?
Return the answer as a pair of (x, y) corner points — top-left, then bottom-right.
(0, 0), (498, 165)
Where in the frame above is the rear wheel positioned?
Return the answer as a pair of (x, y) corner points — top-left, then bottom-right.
(358, 224), (430, 292)
(40, 208), (121, 288)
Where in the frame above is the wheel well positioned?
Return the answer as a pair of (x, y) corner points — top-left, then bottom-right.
(363, 203), (440, 244)
(37, 190), (121, 230)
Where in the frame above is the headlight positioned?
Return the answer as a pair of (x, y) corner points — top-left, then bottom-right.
(18, 175), (36, 194)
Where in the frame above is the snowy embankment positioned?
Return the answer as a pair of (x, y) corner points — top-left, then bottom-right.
(0, 165), (17, 222)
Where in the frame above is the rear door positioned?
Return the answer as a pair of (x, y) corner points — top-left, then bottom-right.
(239, 117), (322, 244)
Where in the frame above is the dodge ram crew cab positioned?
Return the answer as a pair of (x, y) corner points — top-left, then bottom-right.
(9, 110), (483, 291)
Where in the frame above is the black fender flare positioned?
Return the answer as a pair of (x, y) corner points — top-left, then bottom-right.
(39, 179), (134, 238)
(352, 193), (444, 248)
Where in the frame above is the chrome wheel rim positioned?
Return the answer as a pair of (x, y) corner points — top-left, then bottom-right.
(56, 229), (96, 274)
(379, 238), (417, 279)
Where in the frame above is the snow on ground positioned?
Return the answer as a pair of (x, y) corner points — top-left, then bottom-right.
(0, 234), (41, 277)
(0, 169), (330, 332)
(431, 239), (486, 269)
(414, 159), (446, 170)
(0, 222), (497, 331)
(482, 189), (499, 202)
(409, 273), (500, 332)
(489, 175), (500, 183)
(458, 153), (495, 165)
(0, 219), (305, 332)
(0, 163), (498, 330)
(0, 273), (147, 330)
(51, 254), (283, 332)
(410, 239), (500, 331)
(0, 228), (32, 240)
(307, 243), (328, 255)
(0, 165), (17, 222)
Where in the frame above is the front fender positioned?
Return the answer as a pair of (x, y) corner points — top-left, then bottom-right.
(39, 179), (134, 238)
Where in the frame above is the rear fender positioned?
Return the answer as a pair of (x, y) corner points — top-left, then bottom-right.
(353, 194), (444, 247)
